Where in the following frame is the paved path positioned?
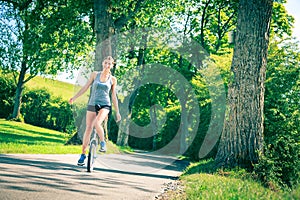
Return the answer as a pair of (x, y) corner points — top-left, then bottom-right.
(0, 152), (188, 200)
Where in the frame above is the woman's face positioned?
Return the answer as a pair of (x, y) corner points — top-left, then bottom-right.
(102, 59), (114, 70)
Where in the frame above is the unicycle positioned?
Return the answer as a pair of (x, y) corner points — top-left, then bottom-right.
(87, 130), (99, 172)
(86, 116), (108, 172)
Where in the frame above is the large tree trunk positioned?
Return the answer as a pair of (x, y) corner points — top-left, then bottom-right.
(215, 0), (273, 168)
(94, 0), (114, 71)
(11, 61), (27, 119)
(179, 86), (189, 154)
(116, 113), (130, 146)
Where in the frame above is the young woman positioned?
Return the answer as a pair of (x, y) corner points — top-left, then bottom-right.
(69, 56), (121, 165)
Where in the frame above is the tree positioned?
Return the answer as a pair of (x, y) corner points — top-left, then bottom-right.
(215, 0), (273, 168)
(116, 38), (147, 146)
(254, 38), (300, 188)
(93, 0), (113, 70)
(67, 0), (150, 144)
(93, 0), (146, 71)
(0, 0), (93, 120)
(169, 0), (238, 54)
(93, 0), (174, 146)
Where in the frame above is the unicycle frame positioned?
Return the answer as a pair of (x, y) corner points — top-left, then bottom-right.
(87, 130), (99, 172)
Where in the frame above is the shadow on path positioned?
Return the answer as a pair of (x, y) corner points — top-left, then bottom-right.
(0, 153), (189, 199)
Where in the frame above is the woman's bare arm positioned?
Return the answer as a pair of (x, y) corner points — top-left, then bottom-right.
(69, 72), (96, 104)
(111, 76), (121, 122)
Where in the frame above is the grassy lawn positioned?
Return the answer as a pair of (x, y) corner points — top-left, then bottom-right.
(0, 119), (81, 154)
(0, 119), (122, 154)
(163, 160), (300, 200)
(178, 174), (296, 200)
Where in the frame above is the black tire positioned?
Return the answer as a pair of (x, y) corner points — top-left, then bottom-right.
(87, 140), (97, 172)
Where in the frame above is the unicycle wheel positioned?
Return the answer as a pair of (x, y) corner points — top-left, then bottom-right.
(87, 142), (97, 172)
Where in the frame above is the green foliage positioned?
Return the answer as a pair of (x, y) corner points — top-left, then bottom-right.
(254, 136), (300, 189)
(0, 0), (94, 119)
(26, 76), (76, 101)
(271, 2), (295, 38)
(21, 88), (75, 133)
(168, 0), (238, 54)
(253, 39), (300, 189)
(157, 106), (181, 150)
(115, 29), (231, 157)
(0, 72), (16, 118)
(21, 89), (51, 126)
(184, 53), (231, 161)
(0, 71), (85, 135)
(0, 0), (94, 76)
(128, 83), (179, 150)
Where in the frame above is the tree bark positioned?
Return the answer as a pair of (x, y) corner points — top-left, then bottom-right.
(11, 61), (27, 119)
(150, 104), (158, 150)
(179, 95), (189, 154)
(116, 113), (130, 146)
(215, 0), (273, 168)
(94, 0), (114, 71)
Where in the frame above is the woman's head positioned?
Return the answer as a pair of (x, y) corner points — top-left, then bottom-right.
(102, 56), (115, 70)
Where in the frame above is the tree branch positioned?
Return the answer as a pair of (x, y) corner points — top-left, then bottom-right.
(1, 0), (33, 10)
(114, 0), (144, 30)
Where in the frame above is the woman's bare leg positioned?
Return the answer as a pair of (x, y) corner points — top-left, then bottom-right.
(81, 111), (96, 154)
(94, 109), (110, 141)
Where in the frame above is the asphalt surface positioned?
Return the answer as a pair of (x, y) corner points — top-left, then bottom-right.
(0, 152), (189, 200)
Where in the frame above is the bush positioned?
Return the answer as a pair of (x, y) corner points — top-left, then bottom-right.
(0, 74), (16, 118)
(21, 88), (76, 133)
(254, 39), (300, 190)
(21, 88), (51, 126)
(254, 135), (300, 189)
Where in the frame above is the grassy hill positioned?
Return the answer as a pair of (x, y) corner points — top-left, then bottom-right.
(0, 118), (80, 154)
(0, 119), (122, 154)
(26, 76), (77, 101)
(26, 75), (89, 104)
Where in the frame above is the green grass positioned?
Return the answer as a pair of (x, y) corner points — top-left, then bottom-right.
(0, 119), (122, 154)
(26, 76), (76, 101)
(179, 174), (290, 200)
(164, 159), (300, 200)
(0, 118), (81, 154)
(26, 75), (89, 104)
